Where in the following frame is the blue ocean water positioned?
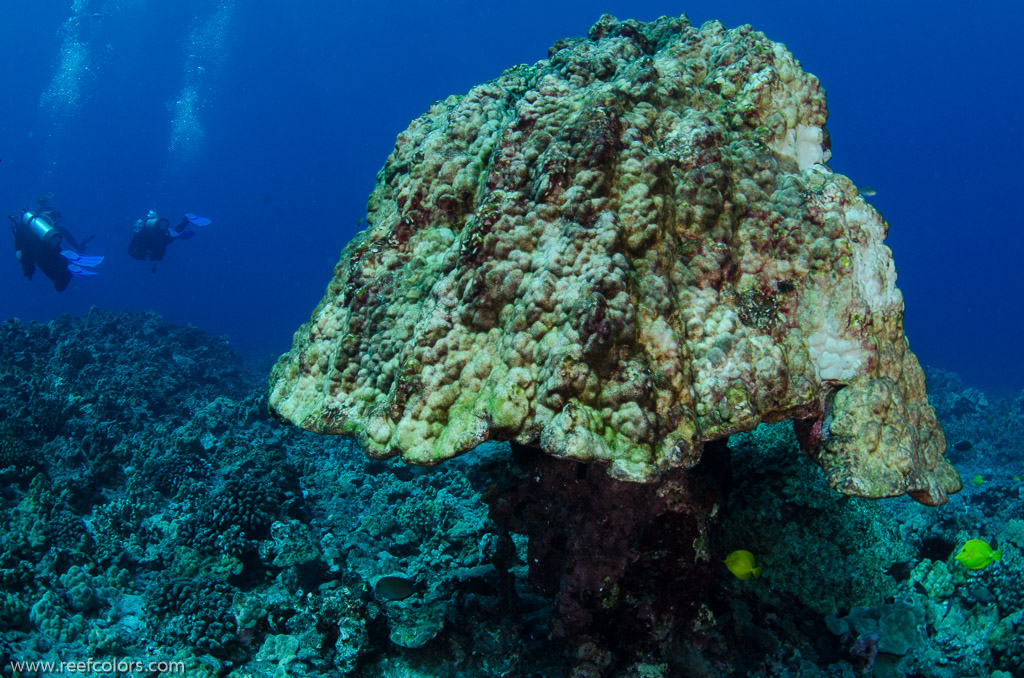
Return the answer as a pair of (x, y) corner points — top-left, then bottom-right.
(1, 0), (1021, 394)
(3, 5), (1024, 676)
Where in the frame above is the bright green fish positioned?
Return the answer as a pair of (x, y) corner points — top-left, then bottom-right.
(955, 539), (1002, 570)
(971, 474), (985, 486)
(724, 550), (762, 581)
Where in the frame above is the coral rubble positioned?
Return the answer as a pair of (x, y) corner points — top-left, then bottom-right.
(269, 14), (959, 506)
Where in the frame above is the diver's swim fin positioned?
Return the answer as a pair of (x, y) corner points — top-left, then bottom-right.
(68, 264), (98, 277)
(185, 213), (212, 227)
(62, 251), (104, 267)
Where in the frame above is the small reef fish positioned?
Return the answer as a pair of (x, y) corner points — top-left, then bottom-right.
(375, 575), (415, 600)
(859, 185), (877, 197)
(955, 539), (1002, 570)
(971, 474), (985, 486)
(952, 440), (974, 452)
(724, 550), (762, 580)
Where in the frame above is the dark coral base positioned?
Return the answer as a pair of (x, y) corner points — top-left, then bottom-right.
(488, 442), (728, 674)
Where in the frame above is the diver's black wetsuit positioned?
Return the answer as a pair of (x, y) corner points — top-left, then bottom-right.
(55, 224), (92, 252)
(128, 217), (189, 261)
(9, 209), (92, 292)
(12, 222), (70, 291)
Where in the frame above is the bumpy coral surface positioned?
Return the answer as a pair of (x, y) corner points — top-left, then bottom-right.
(269, 14), (960, 504)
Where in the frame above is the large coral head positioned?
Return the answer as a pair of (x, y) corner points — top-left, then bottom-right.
(268, 14), (960, 506)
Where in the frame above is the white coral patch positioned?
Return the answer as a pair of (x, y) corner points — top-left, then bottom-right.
(770, 123), (825, 171)
(845, 203), (902, 313)
(808, 323), (864, 382)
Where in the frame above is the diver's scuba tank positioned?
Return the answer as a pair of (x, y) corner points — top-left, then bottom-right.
(20, 211), (62, 250)
(143, 218), (168, 233)
(142, 208), (169, 232)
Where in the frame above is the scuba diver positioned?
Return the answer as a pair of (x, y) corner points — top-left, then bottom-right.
(9, 197), (103, 292)
(128, 211), (211, 268)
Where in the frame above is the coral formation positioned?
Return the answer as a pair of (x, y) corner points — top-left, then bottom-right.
(0, 309), (550, 676)
(269, 14), (959, 505)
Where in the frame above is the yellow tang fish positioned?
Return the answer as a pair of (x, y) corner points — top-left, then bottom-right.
(724, 550), (762, 580)
(955, 539), (1002, 570)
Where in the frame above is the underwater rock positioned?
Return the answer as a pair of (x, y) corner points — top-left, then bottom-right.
(827, 602), (928, 675)
(487, 441), (726, 653)
(269, 14), (959, 505)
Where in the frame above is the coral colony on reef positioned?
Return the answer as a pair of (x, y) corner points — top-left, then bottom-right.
(5, 14), (1024, 678)
(269, 14), (959, 507)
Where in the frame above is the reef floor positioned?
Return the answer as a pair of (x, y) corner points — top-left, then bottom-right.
(0, 310), (1021, 677)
